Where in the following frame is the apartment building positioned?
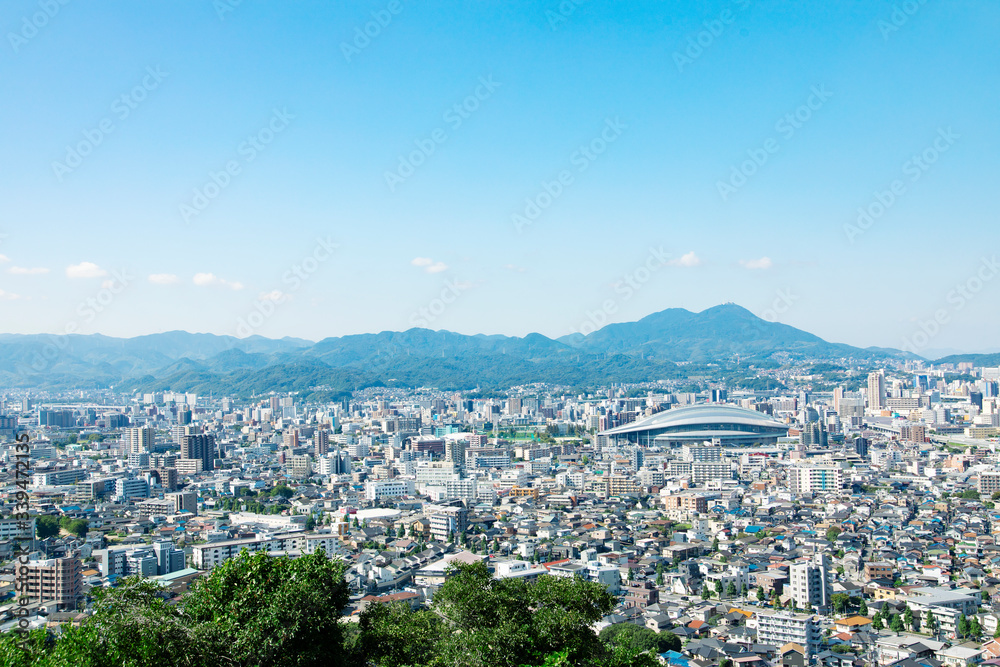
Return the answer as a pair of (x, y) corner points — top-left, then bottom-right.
(429, 506), (468, 541)
(18, 557), (82, 609)
(978, 471), (1000, 495)
(606, 475), (640, 496)
(191, 532), (342, 569)
(755, 610), (821, 656)
(662, 492), (710, 513)
(692, 462), (733, 485)
(788, 465), (844, 495)
(788, 553), (832, 612)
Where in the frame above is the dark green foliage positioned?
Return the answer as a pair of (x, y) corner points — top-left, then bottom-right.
(3, 549), (348, 667)
(425, 561), (614, 667)
(599, 624), (680, 654)
(34, 515), (59, 539)
(2, 554), (642, 667)
(1, 578), (212, 667)
(351, 602), (447, 667)
(889, 613), (904, 632)
(183, 549), (350, 666)
(970, 616), (982, 639)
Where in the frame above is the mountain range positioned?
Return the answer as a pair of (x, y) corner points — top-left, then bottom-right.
(0, 304), (923, 396)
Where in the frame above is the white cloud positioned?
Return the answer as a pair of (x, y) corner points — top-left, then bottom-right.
(740, 257), (773, 270)
(8, 266), (49, 275)
(412, 257), (448, 273)
(192, 272), (217, 286)
(668, 251), (702, 268)
(193, 273), (243, 290)
(503, 264), (527, 273)
(259, 290), (286, 302)
(148, 273), (179, 285)
(0, 289), (20, 300)
(66, 261), (107, 279)
(0, 254), (8, 263)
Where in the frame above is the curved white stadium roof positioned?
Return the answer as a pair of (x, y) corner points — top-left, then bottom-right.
(600, 403), (787, 436)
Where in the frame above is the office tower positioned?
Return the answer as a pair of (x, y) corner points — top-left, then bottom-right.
(178, 405), (192, 425)
(180, 434), (216, 472)
(833, 387), (844, 413)
(283, 429), (299, 449)
(867, 371), (886, 410)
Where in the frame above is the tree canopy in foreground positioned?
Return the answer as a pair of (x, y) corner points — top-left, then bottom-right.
(2, 555), (661, 667)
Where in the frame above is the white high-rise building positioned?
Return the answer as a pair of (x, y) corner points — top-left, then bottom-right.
(789, 553), (832, 612)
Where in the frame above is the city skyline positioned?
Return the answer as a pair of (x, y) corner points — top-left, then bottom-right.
(1, 1), (998, 355)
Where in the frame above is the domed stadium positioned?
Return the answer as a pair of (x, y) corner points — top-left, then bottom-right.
(600, 403), (789, 447)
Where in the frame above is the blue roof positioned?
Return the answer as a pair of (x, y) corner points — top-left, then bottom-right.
(745, 526), (763, 533)
(663, 651), (689, 667)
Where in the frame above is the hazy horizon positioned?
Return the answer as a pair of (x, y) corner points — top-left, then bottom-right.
(1, 301), (998, 359)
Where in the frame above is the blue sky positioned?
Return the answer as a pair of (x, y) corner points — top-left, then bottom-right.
(1, 0), (998, 356)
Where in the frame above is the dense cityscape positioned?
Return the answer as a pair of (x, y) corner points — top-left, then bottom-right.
(4, 353), (1000, 664)
(3, 1), (997, 665)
